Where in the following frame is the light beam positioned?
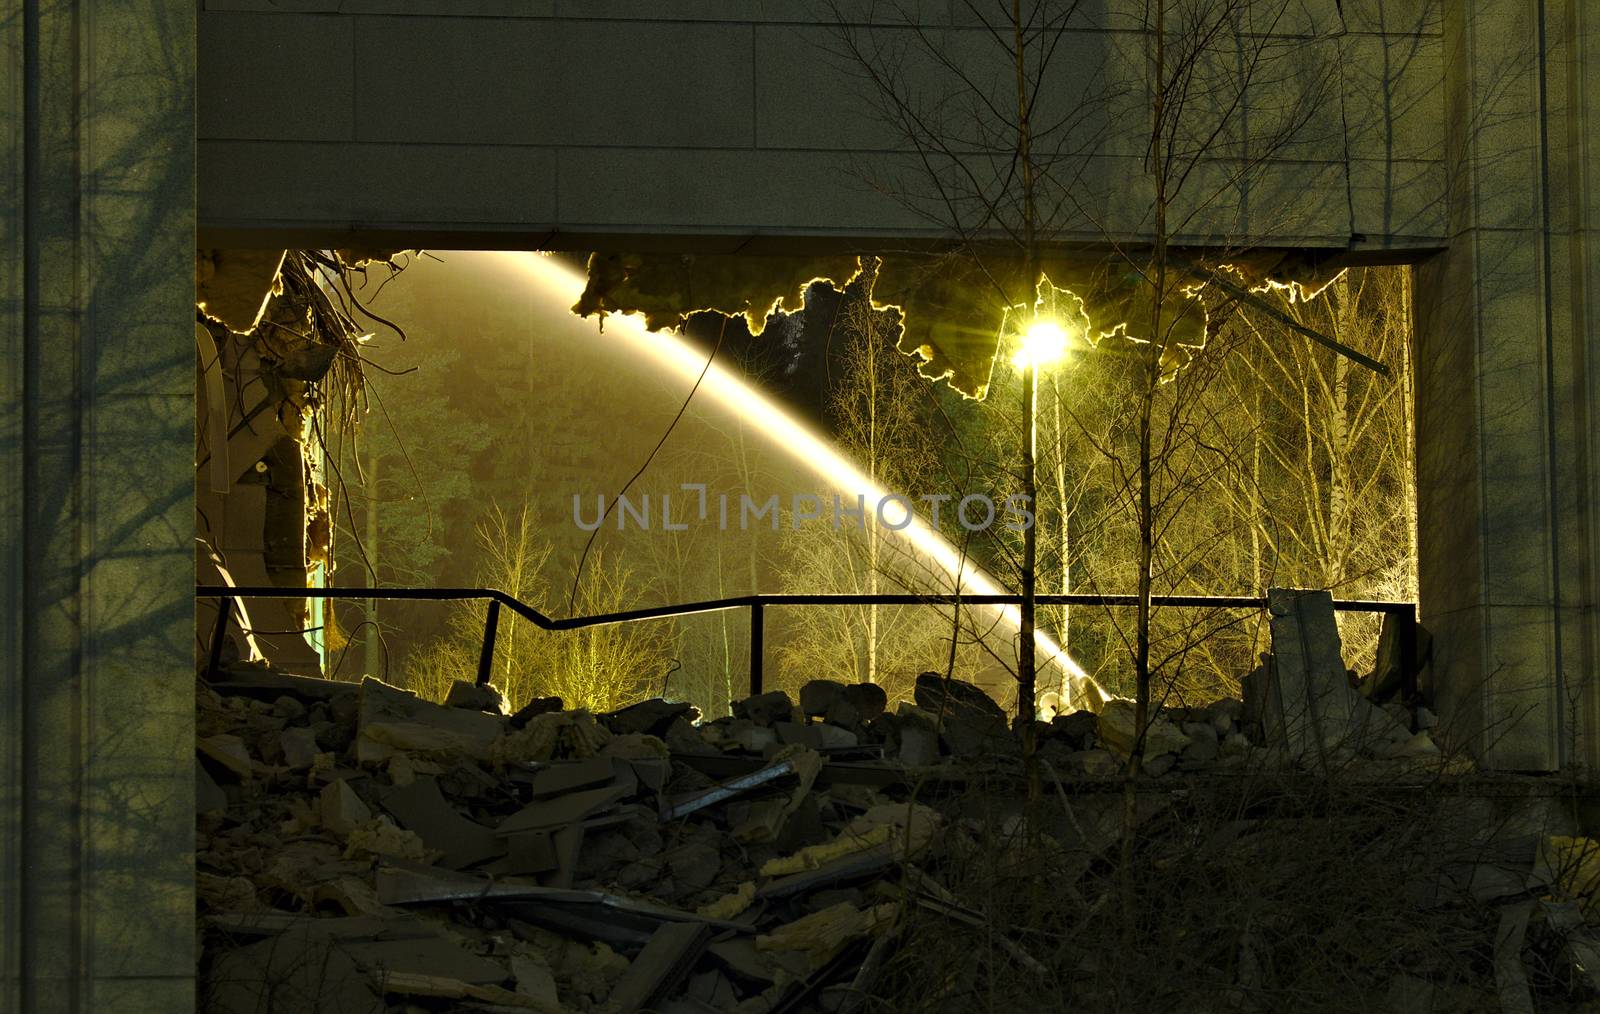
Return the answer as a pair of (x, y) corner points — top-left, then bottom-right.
(502, 252), (1108, 711)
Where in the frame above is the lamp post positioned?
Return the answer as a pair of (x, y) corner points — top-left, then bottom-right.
(1013, 319), (1070, 735)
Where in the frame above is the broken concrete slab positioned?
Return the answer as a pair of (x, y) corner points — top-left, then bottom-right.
(1266, 588), (1356, 761)
(844, 682), (888, 723)
(444, 678), (507, 714)
(601, 698), (695, 736)
(320, 778), (373, 836)
(799, 680), (848, 718)
(1095, 699), (1191, 759)
(198, 733), (256, 779)
(1264, 588), (1411, 764)
(207, 926), (383, 1014)
(197, 758), (228, 816)
(733, 690), (795, 727)
(357, 676), (504, 764)
(375, 971), (554, 1011)
(497, 783), (630, 835)
(607, 920), (714, 1014)
(377, 774), (504, 869)
(280, 725), (320, 770)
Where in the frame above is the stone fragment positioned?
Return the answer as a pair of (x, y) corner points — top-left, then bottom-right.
(608, 921), (714, 1014)
(320, 778), (374, 836)
(197, 759), (228, 816)
(357, 677), (503, 764)
(208, 927), (381, 1014)
(198, 734), (255, 779)
(602, 698), (695, 736)
(444, 678), (506, 714)
(512, 953), (561, 1007)
(913, 672), (1006, 726)
(1201, 697), (1242, 737)
(775, 721), (858, 751)
(1142, 753), (1175, 777)
(377, 775), (503, 869)
(734, 690), (795, 727)
(843, 682), (888, 722)
(1180, 722), (1219, 766)
(799, 680), (848, 718)
(1072, 749), (1122, 777)
(1264, 589), (1375, 761)
(1095, 699), (1191, 759)
(897, 719), (940, 767)
(667, 840), (722, 894)
(1382, 731), (1441, 759)
(280, 726), (320, 770)
(1051, 709), (1099, 747)
(271, 694), (307, 721)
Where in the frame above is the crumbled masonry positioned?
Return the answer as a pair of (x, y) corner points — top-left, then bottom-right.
(196, 592), (1600, 1011)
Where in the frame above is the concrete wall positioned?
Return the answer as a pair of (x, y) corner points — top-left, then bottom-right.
(2, 1), (195, 1009)
(196, 0), (1446, 254)
(1414, 0), (1600, 771)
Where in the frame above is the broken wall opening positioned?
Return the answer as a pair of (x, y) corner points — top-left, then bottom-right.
(195, 248), (1421, 731)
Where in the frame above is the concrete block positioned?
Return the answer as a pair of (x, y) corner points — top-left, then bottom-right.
(1340, 34), (1446, 162)
(343, 0), (554, 15)
(1166, 158), (1351, 246)
(353, 17), (556, 145)
(355, 17), (753, 148)
(1348, 157), (1448, 242)
(1339, 0), (1443, 36)
(199, 140), (558, 227)
(556, 147), (932, 234)
(198, 13), (354, 141)
(558, 0), (952, 24)
(1482, 604), (1559, 767)
(756, 26), (1147, 158)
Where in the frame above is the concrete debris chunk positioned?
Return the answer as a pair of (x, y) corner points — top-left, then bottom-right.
(199, 660), (1470, 1012)
(198, 733), (256, 779)
(196, 758), (228, 816)
(320, 777), (373, 836)
(1095, 699), (1191, 759)
(279, 725), (320, 770)
(608, 920), (714, 1014)
(208, 926), (383, 1014)
(444, 677), (507, 714)
(377, 774), (504, 869)
(357, 676), (503, 764)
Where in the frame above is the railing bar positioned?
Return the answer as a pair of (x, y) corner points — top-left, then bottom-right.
(195, 586), (1415, 626)
(476, 599), (501, 688)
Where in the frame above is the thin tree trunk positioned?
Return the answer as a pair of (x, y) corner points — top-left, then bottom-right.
(1053, 377), (1070, 661)
(1013, 0), (1040, 796)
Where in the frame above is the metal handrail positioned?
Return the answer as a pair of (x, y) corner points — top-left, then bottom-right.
(197, 585), (1419, 707)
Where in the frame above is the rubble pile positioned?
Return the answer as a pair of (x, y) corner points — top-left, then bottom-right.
(199, 667), (1015, 1013)
(194, 590), (1465, 1012)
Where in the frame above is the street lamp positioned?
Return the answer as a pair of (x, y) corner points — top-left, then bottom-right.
(1012, 319), (1072, 370)
(1015, 314), (1077, 740)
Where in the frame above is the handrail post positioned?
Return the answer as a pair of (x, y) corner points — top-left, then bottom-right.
(476, 599), (502, 688)
(749, 602), (765, 697)
(1399, 603), (1419, 703)
(207, 596), (232, 682)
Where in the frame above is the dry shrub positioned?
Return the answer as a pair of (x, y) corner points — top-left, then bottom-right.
(404, 504), (672, 713)
(863, 768), (1593, 1013)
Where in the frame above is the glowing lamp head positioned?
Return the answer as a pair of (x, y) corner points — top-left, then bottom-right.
(1012, 319), (1071, 369)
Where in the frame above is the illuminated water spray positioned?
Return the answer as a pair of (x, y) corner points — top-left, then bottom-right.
(502, 252), (1109, 711)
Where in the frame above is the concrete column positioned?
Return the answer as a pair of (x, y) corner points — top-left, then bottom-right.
(1, 1), (195, 1008)
(1415, 0), (1600, 770)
